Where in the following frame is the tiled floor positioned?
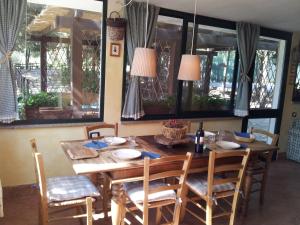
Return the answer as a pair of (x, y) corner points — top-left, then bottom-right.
(1, 159), (300, 225)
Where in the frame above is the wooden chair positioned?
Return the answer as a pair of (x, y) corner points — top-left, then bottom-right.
(182, 149), (250, 225)
(84, 123), (118, 219)
(30, 139), (100, 225)
(85, 122), (118, 139)
(120, 152), (193, 225)
(241, 128), (279, 216)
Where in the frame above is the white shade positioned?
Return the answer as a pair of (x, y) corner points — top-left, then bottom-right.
(178, 54), (201, 81)
(130, 48), (157, 77)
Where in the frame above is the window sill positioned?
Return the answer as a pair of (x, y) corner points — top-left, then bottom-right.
(0, 119), (103, 129)
(121, 116), (241, 124)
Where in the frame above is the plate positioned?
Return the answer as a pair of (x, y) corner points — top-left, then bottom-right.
(112, 149), (142, 160)
(216, 141), (240, 150)
(204, 131), (216, 137)
(103, 137), (127, 145)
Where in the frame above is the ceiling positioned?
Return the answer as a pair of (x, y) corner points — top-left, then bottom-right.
(135, 0), (300, 32)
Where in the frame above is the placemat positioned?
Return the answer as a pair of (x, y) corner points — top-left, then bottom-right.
(67, 148), (99, 160)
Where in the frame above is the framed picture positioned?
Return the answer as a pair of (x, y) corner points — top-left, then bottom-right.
(110, 43), (121, 57)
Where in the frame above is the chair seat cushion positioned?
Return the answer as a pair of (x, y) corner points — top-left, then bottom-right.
(186, 174), (235, 196)
(124, 181), (176, 203)
(47, 175), (100, 203)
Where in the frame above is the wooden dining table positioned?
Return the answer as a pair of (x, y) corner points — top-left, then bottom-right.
(60, 134), (278, 225)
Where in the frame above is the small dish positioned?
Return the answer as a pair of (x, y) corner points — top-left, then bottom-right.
(216, 141), (240, 150)
(103, 137), (127, 145)
(112, 149), (142, 160)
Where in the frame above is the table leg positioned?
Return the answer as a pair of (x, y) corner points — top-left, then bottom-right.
(111, 183), (126, 225)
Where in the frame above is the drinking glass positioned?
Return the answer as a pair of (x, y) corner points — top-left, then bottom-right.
(218, 130), (226, 141)
(128, 136), (137, 148)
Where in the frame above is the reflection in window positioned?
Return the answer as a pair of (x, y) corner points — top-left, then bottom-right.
(250, 38), (285, 109)
(14, 0), (103, 121)
(247, 118), (276, 144)
(182, 25), (236, 111)
(124, 15), (183, 115)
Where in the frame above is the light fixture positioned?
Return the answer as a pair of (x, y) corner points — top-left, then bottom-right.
(178, 0), (201, 81)
(130, 0), (157, 77)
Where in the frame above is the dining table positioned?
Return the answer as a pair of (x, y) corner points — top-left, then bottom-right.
(60, 133), (278, 225)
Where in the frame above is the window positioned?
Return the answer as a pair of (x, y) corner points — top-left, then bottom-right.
(12, 0), (106, 124)
(182, 25), (237, 112)
(250, 38), (286, 109)
(123, 15), (183, 115)
(122, 8), (291, 125)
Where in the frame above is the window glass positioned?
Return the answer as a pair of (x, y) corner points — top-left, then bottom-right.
(250, 38), (286, 109)
(14, 0), (104, 121)
(124, 15), (183, 115)
(247, 118), (276, 144)
(182, 25), (236, 112)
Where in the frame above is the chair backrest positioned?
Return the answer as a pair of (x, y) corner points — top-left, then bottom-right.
(250, 127), (279, 146)
(206, 149), (250, 199)
(30, 139), (39, 183)
(85, 123), (118, 139)
(34, 153), (48, 214)
(143, 152), (193, 211)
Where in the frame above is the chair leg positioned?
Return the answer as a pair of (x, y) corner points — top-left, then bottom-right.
(155, 207), (162, 225)
(260, 172), (267, 205)
(102, 174), (110, 219)
(206, 199), (213, 225)
(40, 203), (49, 225)
(242, 173), (252, 217)
(179, 184), (189, 222)
(173, 200), (182, 225)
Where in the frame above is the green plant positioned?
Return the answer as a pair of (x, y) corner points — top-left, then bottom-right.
(21, 92), (59, 108)
(192, 95), (230, 110)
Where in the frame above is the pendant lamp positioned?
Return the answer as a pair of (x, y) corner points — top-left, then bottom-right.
(130, 0), (157, 77)
(178, 0), (200, 81)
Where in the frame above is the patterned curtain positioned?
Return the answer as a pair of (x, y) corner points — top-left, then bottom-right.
(234, 22), (260, 117)
(121, 1), (159, 120)
(0, 0), (26, 123)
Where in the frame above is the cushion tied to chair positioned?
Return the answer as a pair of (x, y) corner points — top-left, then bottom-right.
(47, 175), (100, 202)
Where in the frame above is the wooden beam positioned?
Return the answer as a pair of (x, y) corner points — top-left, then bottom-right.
(55, 16), (101, 31)
(71, 18), (83, 110)
(40, 36), (47, 92)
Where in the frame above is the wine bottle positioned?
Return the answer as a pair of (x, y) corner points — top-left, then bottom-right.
(195, 122), (204, 153)
(199, 122), (204, 153)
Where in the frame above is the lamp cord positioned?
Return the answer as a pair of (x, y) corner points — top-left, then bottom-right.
(191, 0), (197, 55)
(145, 0), (149, 48)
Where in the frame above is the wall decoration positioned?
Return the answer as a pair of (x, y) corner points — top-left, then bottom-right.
(110, 43), (121, 57)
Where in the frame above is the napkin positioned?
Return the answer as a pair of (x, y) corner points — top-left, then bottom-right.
(239, 143), (248, 149)
(84, 141), (108, 150)
(234, 131), (250, 138)
(141, 151), (161, 159)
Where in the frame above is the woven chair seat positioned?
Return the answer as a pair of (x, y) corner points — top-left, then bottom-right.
(186, 174), (235, 196)
(124, 180), (176, 203)
(47, 175), (100, 203)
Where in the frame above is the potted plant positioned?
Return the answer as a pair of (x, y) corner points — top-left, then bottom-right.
(143, 96), (176, 115)
(21, 92), (72, 120)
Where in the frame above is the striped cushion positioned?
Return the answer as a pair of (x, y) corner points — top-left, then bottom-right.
(47, 176), (100, 202)
(186, 174), (235, 196)
(124, 181), (176, 203)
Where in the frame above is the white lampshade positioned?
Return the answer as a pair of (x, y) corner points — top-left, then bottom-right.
(130, 47), (157, 77)
(178, 54), (201, 81)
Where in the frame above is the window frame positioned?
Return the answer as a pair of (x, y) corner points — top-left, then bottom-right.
(121, 7), (292, 129)
(1, 0), (107, 126)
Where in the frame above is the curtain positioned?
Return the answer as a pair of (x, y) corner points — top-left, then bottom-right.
(0, 0), (26, 123)
(121, 1), (159, 120)
(234, 22), (260, 117)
